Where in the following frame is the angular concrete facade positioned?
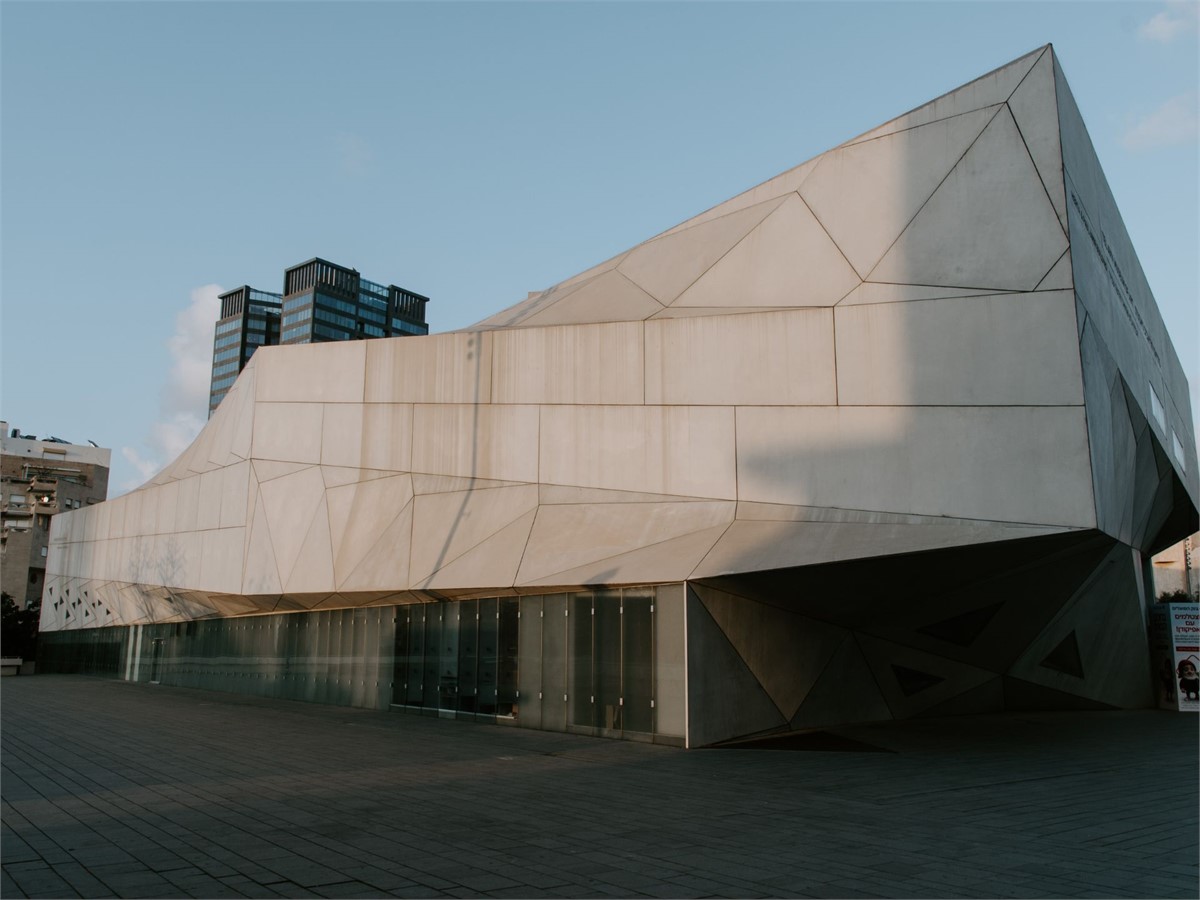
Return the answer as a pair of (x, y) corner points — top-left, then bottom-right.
(42, 47), (1199, 746)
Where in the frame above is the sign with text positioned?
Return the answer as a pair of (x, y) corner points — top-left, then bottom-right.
(1149, 603), (1200, 712)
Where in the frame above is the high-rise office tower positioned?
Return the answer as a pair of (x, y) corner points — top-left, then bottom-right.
(209, 258), (429, 415)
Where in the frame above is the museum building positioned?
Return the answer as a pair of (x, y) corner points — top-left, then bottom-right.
(39, 46), (1199, 748)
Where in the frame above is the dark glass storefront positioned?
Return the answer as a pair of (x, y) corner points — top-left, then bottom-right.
(391, 588), (674, 741)
(37, 585), (686, 745)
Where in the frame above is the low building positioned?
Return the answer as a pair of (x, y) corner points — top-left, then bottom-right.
(40, 46), (1199, 746)
(209, 259), (430, 415)
(1151, 533), (1199, 600)
(1, 424), (109, 609)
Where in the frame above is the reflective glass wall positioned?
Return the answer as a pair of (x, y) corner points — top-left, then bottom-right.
(36, 583), (687, 744)
(391, 586), (685, 744)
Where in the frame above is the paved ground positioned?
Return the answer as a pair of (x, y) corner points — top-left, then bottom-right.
(2, 676), (1196, 899)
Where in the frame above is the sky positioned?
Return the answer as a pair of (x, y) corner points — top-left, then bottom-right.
(2, 0), (1197, 496)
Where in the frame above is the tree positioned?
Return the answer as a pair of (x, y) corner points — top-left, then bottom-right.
(1, 592), (40, 659)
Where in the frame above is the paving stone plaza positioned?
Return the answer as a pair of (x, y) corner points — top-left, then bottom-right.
(2, 676), (1197, 899)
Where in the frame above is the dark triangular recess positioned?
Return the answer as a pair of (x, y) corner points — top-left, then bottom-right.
(1039, 630), (1084, 678)
(916, 601), (1004, 647)
(891, 664), (944, 697)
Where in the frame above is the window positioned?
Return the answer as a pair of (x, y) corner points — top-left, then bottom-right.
(1172, 432), (1187, 472)
(1149, 383), (1166, 432)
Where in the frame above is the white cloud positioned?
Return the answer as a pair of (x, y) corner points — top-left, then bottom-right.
(118, 284), (222, 491)
(1122, 92), (1200, 151)
(1139, 2), (1199, 43)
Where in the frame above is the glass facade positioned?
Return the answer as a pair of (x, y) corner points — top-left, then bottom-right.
(390, 587), (680, 741)
(209, 285), (282, 415)
(209, 260), (431, 417)
(38, 585), (686, 745)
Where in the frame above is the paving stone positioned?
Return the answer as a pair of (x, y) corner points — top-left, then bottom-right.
(3, 676), (1198, 900)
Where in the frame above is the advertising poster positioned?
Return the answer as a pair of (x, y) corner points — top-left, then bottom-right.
(1150, 603), (1199, 712)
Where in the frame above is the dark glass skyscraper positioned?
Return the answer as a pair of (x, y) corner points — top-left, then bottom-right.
(209, 259), (429, 415)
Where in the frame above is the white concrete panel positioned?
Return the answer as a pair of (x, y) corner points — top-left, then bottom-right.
(360, 404), (414, 472)
(844, 46), (1043, 144)
(465, 252), (632, 331)
(219, 461), (252, 529)
(735, 405), (1096, 526)
(835, 290), (1084, 406)
(466, 282), (587, 331)
(520, 270), (664, 327)
(857, 633), (997, 719)
(183, 422), (219, 476)
(107, 496), (131, 541)
(205, 400), (238, 469)
(539, 484), (713, 505)
(672, 194), (860, 309)
(645, 309), (835, 406)
(618, 198), (784, 304)
(242, 492), (282, 595)
(1037, 251), (1073, 291)
(135, 488), (158, 536)
(539, 406), (737, 500)
(338, 501), (414, 591)
(284, 496), (334, 593)
(198, 527), (245, 596)
(692, 519), (1068, 579)
(648, 306), (784, 319)
(320, 403), (364, 469)
(195, 469), (223, 532)
(154, 481), (179, 536)
(89, 502), (113, 545)
(870, 108), (1068, 290)
(364, 332), (492, 404)
(658, 159), (821, 237)
(411, 404), (539, 483)
(801, 106), (997, 277)
(252, 460), (313, 483)
(422, 509), (537, 589)
(491, 321), (644, 405)
(255, 341), (366, 403)
(227, 363), (257, 460)
(837, 283), (1004, 308)
(696, 585), (845, 719)
(412, 474), (527, 494)
(162, 531), (203, 589)
(258, 466), (327, 589)
(1007, 48), (1067, 232)
(516, 500), (734, 584)
(526, 523), (730, 588)
(410, 484), (539, 585)
(327, 474), (414, 586)
(252, 402), (323, 464)
(172, 476), (200, 534)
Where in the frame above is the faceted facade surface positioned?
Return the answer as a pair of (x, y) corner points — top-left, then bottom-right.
(42, 46), (1199, 745)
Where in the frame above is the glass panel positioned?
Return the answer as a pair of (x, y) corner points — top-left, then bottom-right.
(594, 589), (622, 733)
(477, 598), (499, 716)
(457, 600), (479, 714)
(405, 605), (426, 706)
(541, 594), (567, 732)
(622, 588), (655, 735)
(497, 597), (519, 718)
(570, 593), (594, 730)
(655, 584), (687, 738)
(439, 604), (460, 711)
(516, 595), (542, 728)
(423, 606), (444, 710)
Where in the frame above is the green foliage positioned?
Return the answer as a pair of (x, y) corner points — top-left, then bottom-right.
(1157, 589), (1196, 604)
(1, 592), (40, 659)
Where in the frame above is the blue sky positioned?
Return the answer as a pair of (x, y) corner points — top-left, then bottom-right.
(2, 1), (1197, 495)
